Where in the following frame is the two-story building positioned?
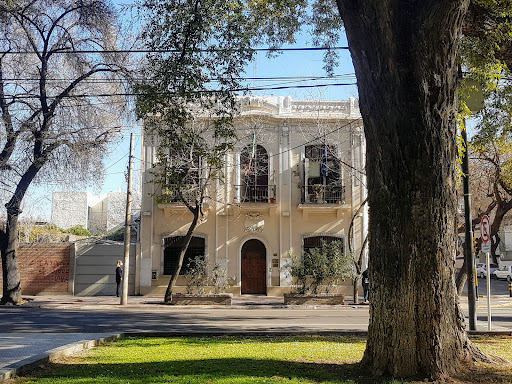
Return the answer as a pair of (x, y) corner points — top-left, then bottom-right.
(138, 96), (367, 296)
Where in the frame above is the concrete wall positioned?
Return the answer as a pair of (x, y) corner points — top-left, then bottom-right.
(51, 191), (141, 234)
(0, 243), (73, 295)
(52, 192), (89, 230)
(106, 191), (142, 232)
(74, 239), (136, 296)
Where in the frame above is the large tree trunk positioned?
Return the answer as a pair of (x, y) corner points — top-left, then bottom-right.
(337, 0), (477, 378)
(0, 207), (22, 305)
(1, 162), (43, 305)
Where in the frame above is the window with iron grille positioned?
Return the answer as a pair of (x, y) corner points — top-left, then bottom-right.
(303, 235), (344, 254)
(304, 144), (343, 203)
(163, 236), (205, 275)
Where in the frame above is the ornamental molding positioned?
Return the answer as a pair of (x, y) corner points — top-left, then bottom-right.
(244, 212), (264, 233)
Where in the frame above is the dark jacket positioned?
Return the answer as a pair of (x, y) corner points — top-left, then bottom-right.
(116, 266), (123, 283)
(362, 269), (369, 286)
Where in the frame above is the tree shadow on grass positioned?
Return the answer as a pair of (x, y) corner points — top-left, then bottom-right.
(25, 358), (394, 384)
(22, 356), (512, 384)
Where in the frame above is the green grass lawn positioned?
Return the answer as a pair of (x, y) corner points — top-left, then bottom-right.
(11, 335), (512, 384)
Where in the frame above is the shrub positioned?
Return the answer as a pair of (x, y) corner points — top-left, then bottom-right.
(184, 255), (209, 294)
(66, 225), (91, 237)
(289, 240), (354, 294)
(184, 256), (231, 294)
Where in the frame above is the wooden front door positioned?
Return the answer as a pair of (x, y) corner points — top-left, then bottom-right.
(241, 239), (266, 294)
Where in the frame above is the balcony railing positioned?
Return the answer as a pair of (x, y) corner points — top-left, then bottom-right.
(235, 185), (276, 203)
(301, 185), (345, 204)
(159, 185), (203, 204)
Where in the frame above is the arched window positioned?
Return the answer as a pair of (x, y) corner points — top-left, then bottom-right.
(163, 236), (205, 275)
(240, 144), (270, 202)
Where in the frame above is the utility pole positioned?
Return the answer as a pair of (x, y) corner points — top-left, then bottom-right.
(121, 133), (134, 305)
(462, 120), (477, 330)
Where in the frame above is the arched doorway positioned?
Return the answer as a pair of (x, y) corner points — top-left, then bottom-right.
(241, 239), (266, 294)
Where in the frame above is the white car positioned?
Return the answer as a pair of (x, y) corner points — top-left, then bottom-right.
(476, 263), (499, 278)
(493, 265), (512, 281)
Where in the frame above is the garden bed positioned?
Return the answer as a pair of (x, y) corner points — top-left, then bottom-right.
(170, 293), (232, 305)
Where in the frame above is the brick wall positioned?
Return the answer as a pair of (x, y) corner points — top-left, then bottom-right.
(0, 243), (72, 295)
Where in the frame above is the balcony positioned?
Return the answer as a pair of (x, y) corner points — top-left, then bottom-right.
(157, 185), (210, 217)
(234, 185), (276, 203)
(232, 184), (278, 215)
(158, 185), (203, 204)
(301, 185), (345, 204)
(299, 185), (349, 220)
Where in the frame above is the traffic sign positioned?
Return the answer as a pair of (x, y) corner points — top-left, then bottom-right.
(481, 242), (491, 253)
(480, 215), (491, 243)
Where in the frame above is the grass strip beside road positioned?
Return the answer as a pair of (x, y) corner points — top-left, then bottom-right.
(10, 335), (512, 384)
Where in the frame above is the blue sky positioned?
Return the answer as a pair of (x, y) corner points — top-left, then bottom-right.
(25, 1), (359, 221)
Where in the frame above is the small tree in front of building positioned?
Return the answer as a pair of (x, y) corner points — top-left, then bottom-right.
(289, 240), (354, 294)
(136, 0), (306, 304)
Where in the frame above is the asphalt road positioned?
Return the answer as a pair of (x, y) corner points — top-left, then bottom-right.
(1, 300), (511, 335)
(0, 305), (372, 334)
(474, 276), (511, 296)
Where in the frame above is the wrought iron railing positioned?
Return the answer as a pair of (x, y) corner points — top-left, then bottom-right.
(159, 185), (203, 204)
(234, 184), (276, 203)
(301, 185), (345, 204)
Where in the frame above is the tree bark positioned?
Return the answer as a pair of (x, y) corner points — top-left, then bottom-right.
(0, 209), (22, 305)
(164, 205), (200, 304)
(337, 0), (477, 378)
(352, 275), (360, 304)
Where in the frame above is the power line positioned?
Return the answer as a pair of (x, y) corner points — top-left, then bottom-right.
(0, 46), (349, 55)
(1, 74), (357, 83)
(0, 82), (357, 100)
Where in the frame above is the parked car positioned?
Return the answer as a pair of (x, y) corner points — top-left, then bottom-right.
(476, 263), (499, 278)
(493, 265), (512, 281)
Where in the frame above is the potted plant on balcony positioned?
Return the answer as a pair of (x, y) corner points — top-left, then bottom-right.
(312, 184), (323, 203)
(284, 241), (354, 305)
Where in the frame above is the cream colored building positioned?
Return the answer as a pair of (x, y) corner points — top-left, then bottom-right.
(138, 96), (367, 296)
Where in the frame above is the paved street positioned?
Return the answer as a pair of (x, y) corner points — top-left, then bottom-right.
(0, 295), (511, 382)
(0, 305), (371, 334)
(474, 276), (511, 296)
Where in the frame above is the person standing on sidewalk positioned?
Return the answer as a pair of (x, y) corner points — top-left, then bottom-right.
(362, 269), (369, 303)
(116, 260), (123, 297)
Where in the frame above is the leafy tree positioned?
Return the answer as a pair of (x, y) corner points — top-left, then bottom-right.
(454, 2), (512, 291)
(136, 0), (306, 303)
(0, 0), (130, 305)
(336, 0), (512, 378)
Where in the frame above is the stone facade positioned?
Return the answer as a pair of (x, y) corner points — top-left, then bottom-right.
(139, 96), (368, 296)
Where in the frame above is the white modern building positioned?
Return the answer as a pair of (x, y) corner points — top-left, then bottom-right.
(51, 191), (141, 234)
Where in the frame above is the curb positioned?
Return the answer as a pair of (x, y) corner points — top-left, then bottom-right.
(0, 334), (121, 383)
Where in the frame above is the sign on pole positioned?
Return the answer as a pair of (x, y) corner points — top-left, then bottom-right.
(480, 215), (491, 253)
(480, 215), (491, 243)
